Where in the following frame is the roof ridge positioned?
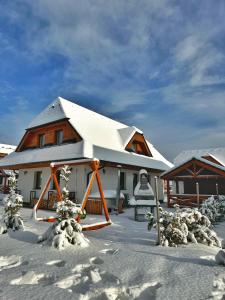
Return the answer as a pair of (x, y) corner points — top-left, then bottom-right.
(58, 96), (129, 129)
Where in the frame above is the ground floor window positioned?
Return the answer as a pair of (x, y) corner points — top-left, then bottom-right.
(34, 171), (42, 190)
(133, 173), (138, 191)
(120, 172), (126, 190)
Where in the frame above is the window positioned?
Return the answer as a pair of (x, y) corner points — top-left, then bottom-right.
(0, 176), (3, 185)
(120, 172), (126, 190)
(55, 130), (63, 145)
(39, 134), (45, 148)
(52, 170), (61, 190)
(34, 171), (42, 189)
(133, 173), (138, 192)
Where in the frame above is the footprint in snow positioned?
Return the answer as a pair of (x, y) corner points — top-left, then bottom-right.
(89, 257), (104, 265)
(99, 248), (119, 255)
(0, 255), (22, 271)
(72, 263), (92, 273)
(86, 281), (161, 300)
(46, 260), (66, 267)
(10, 271), (45, 285)
(54, 274), (82, 289)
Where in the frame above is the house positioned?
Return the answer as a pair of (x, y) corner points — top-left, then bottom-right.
(161, 148), (225, 207)
(0, 144), (16, 193)
(0, 97), (172, 207)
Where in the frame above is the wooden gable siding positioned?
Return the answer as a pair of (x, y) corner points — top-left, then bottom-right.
(17, 120), (82, 152)
(201, 155), (224, 166)
(161, 158), (225, 180)
(125, 133), (152, 157)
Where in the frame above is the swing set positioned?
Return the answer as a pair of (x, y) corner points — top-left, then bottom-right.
(33, 158), (111, 231)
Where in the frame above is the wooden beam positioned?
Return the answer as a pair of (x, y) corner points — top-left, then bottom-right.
(162, 158), (225, 179)
(167, 180), (171, 208)
(76, 169), (97, 223)
(168, 175), (223, 180)
(95, 170), (110, 222)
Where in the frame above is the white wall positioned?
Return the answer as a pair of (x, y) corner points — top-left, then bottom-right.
(18, 165), (165, 204)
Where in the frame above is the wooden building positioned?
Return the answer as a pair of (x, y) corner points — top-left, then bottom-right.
(161, 149), (225, 207)
(0, 144), (16, 193)
(0, 97), (172, 208)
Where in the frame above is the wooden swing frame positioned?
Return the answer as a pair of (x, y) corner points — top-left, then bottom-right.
(33, 158), (111, 231)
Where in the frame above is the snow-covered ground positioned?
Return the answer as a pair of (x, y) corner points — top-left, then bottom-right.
(0, 202), (225, 300)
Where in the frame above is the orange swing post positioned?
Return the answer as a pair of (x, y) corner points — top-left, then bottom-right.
(76, 162), (98, 223)
(33, 166), (62, 222)
(33, 158), (112, 230)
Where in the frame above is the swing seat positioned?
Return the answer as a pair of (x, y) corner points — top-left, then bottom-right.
(33, 158), (111, 232)
(82, 221), (112, 231)
(37, 218), (111, 231)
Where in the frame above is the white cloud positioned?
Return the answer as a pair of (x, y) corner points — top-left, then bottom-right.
(1, 0), (225, 159)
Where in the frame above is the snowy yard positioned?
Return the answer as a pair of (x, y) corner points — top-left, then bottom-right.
(0, 200), (225, 300)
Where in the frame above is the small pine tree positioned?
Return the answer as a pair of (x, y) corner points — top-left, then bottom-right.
(147, 205), (221, 247)
(0, 172), (24, 234)
(38, 165), (89, 250)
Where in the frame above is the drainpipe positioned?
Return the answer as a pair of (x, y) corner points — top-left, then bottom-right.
(216, 182), (219, 199)
(116, 165), (122, 215)
(155, 176), (161, 245)
(196, 182), (200, 207)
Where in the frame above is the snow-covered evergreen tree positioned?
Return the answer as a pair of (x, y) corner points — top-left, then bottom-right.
(199, 195), (225, 223)
(147, 205), (221, 247)
(0, 172), (24, 234)
(38, 165), (89, 250)
(211, 274), (225, 300)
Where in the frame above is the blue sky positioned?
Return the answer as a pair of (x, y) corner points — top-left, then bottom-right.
(0, 1), (225, 160)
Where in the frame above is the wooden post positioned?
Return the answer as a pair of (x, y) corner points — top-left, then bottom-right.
(3, 175), (7, 194)
(116, 165), (122, 215)
(154, 176), (161, 246)
(196, 182), (200, 207)
(216, 182), (219, 198)
(96, 171), (110, 222)
(52, 167), (62, 201)
(167, 180), (170, 208)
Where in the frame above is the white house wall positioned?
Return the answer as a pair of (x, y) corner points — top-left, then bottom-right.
(18, 166), (164, 204)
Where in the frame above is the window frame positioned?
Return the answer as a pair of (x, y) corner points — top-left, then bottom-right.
(55, 130), (64, 145)
(38, 134), (45, 148)
(120, 172), (126, 190)
(34, 171), (42, 190)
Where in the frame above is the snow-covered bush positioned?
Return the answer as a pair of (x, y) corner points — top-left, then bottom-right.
(147, 205), (221, 247)
(211, 274), (225, 300)
(146, 212), (154, 231)
(0, 172), (24, 234)
(38, 165), (89, 250)
(199, 195), (225, 223)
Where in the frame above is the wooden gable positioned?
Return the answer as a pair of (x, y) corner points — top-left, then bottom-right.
(125, 132), (152, 157)
(201, 155), (224, 166)
(17, 119), (82, 152)
(161, 158), (225, 180)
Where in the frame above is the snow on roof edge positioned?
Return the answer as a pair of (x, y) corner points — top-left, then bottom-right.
(161, 156), (225, 178)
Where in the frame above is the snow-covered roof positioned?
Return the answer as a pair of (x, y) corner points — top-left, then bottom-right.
(161, 156), (225, 178)
(0, 97), (172, 171)
(0, 141), (171, 171)
(174, 147), (225, 166)
(0, 144), (16, 155)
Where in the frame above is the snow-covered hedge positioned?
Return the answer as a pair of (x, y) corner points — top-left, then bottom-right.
(0, 172), (24, 234)
(147, 205), (221, 247)
(199, 195), (225, 223)
(38, 166), (89, 250)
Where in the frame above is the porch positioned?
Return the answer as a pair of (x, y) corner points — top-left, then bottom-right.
(161, 157), (225, 208)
